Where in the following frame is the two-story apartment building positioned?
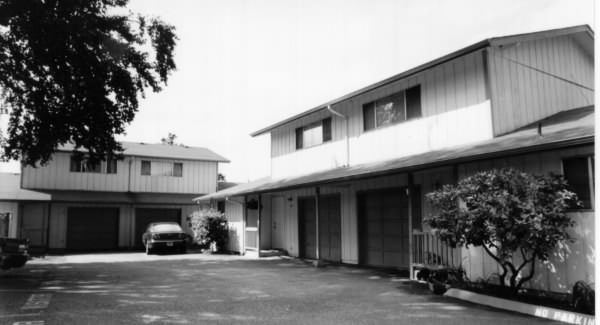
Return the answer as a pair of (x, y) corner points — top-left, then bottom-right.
(0, 141), (228, 252)
(197, 25), (594, 293)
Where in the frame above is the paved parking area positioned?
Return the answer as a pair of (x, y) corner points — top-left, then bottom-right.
(0, 253), (562, 324)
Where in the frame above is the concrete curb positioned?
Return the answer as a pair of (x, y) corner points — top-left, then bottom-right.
(444, 288), (594, 325)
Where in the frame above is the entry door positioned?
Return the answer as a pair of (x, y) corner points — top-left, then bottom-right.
(21, 204), (48, 247)
(319, 194), (341, 262)
(271, 197), (286, 250)
(358, 188), (409, 268)
(298, 197), (317, 259)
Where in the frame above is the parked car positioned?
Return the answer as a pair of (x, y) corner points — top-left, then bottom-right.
(142, 222), (188, 254)
(0, 237), (29, 270)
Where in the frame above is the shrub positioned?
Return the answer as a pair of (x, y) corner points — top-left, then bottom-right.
(425, 168), (578, 293)
(187, 208), (229, 252)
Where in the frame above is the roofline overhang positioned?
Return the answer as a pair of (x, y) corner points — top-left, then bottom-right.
(54, 148), (230, 163)
(198, 135), (594, 201)
(250, 24), (594, 137)
(249, 40), (490, 137)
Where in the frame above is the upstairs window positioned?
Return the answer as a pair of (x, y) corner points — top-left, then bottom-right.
(141, 160), (151, 175)
(296, 117), (332, 150)
(563, 156), (594, 209)
(363, 85), (421, 131)
(106, 156), (118, 174)
(173, 163), (183, 177)
(69, 156), (101, 173)
(141, 160), (183, 177)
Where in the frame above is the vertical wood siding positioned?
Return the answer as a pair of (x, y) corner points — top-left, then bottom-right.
(129, 157), (217, 194)
(488, 35), (594, 135)
(22, 152), (218, 194)
(270, 50), (488, 158)
(224, 200), (244, 253)
(22, 152), (129, 192)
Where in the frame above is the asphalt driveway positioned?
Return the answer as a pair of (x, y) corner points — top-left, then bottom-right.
(0, 253), (562, 324)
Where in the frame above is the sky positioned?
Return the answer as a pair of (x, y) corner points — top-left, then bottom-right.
(0, 0), (595, 181)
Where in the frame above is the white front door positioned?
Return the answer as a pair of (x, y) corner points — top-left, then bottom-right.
(271, 196), (286, 250)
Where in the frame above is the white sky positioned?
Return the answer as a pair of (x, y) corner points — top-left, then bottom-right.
(0, 0), (596, 181)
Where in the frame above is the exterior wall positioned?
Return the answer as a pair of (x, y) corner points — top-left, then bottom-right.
(270, 50), (490, 178)
(22, 152), (218, 195)
(456, 145), (594, 293)
(488, 34), (594, 135)
(43, 201), (198, 250)
(129, 156), (218, 194)
(0, 201), (19, 237)
(22, 152), (129, 192)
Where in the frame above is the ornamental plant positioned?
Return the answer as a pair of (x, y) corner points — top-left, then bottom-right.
(188, 208), (229, 252)
(425, 168), (578, 293)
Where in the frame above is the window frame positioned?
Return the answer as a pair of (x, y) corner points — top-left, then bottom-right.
(562, 155), (595, 211)
(173, 162), (183, 177)
(295, 117), (332, 150)
(141, 160), (151, 176)
(363, 85), (422, 132)
(69, 155), (102, 174)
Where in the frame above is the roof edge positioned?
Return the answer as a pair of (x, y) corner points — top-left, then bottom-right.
(250, 24), (594, 137)
(197, 135), (594, 201)
(249, 39), (490, 137)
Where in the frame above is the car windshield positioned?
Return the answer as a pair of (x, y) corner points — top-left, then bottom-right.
(151, 224), (182, 232)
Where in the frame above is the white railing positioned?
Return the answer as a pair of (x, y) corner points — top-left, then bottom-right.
(412, 230), (461, 269)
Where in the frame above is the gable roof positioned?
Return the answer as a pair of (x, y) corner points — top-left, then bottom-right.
(250, 25), (593, 137)
(198, 105), (594, 201)
(58, 141), (230, 162)
(0, 173), (51, 201)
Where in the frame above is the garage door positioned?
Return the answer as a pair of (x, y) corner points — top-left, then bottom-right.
(298, 195), (341, 262)
(134, 208), (181, 249)
(358, 188), (409, 268)
(67, 207), (119, 251)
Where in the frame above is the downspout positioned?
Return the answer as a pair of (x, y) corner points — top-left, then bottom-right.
(326, 105), (350, 166)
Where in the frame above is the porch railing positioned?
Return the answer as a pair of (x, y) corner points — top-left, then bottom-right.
(412, 230), (461, 270)
(245, 227), (258, 251)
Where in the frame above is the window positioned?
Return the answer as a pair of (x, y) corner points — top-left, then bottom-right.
(363, 85), (422, 131)
(141, 160), (151, 175)
(69, 155), (100, 173)
(563, 156), (594, 209)
(173, 163), (183, 177)
(295, 117), (332, 150)
(141, 160), (183, 177)
(106, 158), (118, 174)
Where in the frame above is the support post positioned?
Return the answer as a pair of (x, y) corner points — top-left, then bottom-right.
(407, 173), (414, 280)
(315, 187), (320, 261)
(242, 195), (247, 255)
(257, 194), (262, 258)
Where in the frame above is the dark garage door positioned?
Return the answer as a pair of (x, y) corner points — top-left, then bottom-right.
(67, 207), (119, 251)
(298, 195), (341, 262)
(135, 208), (181, 249)
(358, 188), (409, 268)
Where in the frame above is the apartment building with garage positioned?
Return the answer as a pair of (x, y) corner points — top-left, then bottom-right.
(0, 142), (228, 252)
(197, 25), (594, 294)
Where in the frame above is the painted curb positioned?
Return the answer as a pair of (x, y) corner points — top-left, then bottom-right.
(444, 288), (595, 325)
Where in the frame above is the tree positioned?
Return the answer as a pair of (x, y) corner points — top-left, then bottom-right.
(161, 133), (177, 146)
(0, 0), (177, 166)
(425, 168), (578, 293)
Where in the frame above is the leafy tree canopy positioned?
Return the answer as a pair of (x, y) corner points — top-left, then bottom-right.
(425, 168), (578, 292)
(0, 0), (177, 166)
